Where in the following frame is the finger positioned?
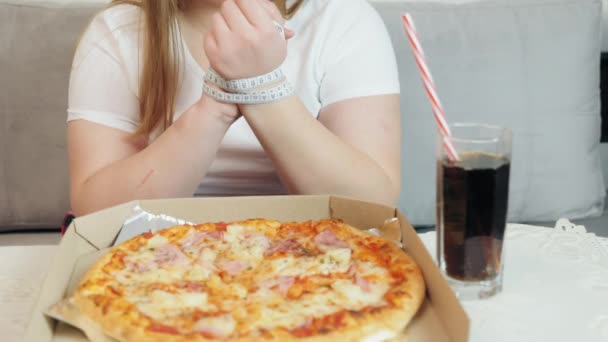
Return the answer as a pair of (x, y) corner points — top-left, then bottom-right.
(211, 12), (232, 45)
(259, 0), (284, 25)
(235, 0), (272, 29)
(220, 0), (253, 33)
(260, 0), (290, 40)
(203, 30), (219, 55)
(285, 28), (295, 40)
(204, 30), (222, 70)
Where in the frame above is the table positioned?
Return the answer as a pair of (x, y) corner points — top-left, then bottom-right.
(2, 220), (607, 342)
(0, 245), (57, 342)
(419, 220), (608, 342)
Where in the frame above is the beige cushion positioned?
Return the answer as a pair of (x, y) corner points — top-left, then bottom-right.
(1, 0), (606, 229)
(379, 0), (605, 225)
(0, 2), (102, 229)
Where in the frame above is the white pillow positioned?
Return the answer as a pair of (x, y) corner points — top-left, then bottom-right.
(373, 0), (605, 225)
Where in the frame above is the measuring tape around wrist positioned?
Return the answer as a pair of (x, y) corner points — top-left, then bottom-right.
(203, 81), (294, 104)
(205, 68), (286, 94)
(202, 20), (292, 104)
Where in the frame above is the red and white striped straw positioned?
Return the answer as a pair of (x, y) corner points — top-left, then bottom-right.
(402, 13), (460, 161)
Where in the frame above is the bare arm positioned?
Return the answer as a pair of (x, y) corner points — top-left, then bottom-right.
(203, 0), (401, 204)
(68, 97), (236, 216)
(240, 94), (401, 205)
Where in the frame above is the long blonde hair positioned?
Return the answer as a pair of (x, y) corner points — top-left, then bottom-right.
(108, 0), (303, 137)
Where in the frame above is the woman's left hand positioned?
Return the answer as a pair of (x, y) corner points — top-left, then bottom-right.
(204, 0), (295, 80)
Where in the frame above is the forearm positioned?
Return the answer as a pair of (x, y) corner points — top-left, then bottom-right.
(241, 97), (399, 204)
(71, 98), (230, 215)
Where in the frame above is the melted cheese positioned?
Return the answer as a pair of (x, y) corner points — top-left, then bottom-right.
(223, 224), (267, 263)
(123, 249), (155, 266)
(184, 264), (213, 281)
(193, 314), (236, 337)
(358, 261), (390, 278)
(121, 234), (165, 269)
(200, 248), (217, 262)
(331, 279), (389, 310)
(320, 248), (352, 274)
(246, 291), (339, 331)
(121, 236), (220, 284)
(222, 283), (248, 299)
(206, 274), (225, 293)
(184, 248), (218, 281)
(116, 268), (187, 285)
(180, 229), (204, 255)
(146, 235), (169, 248)
(271, 248), (352, 277)
(223, 225), (245, 243)
(240, 235), (268, 260)
(135, 290), (216, 321)
(248, 287), (283, 306)
(246, 277), (390, 332)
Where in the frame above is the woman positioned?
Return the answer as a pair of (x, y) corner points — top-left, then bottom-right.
(67, 0), (401, 216)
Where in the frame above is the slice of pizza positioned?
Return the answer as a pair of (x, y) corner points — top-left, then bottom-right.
(72, 219), (425, 341)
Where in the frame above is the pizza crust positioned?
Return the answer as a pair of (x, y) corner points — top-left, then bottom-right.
(71, 219), (425, 342)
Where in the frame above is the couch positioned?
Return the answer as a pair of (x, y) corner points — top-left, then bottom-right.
(1, 0), (606, 234)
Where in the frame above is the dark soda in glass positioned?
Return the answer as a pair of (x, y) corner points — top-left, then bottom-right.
(439, 152), (510, 281)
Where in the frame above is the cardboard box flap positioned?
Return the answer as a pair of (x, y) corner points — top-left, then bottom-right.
(139, 196), (332, 223)
(45, 299), (117, 342)
(406, 300), (450, 342)
(23, 228), (99, 342)
(54, 322), (93, 342)
(398, 211), (470, 341)
(74, 201), (140, 250)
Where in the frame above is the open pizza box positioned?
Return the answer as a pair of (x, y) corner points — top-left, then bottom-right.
(24, 195), (470, 342)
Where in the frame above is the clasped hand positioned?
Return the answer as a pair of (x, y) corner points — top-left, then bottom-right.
(204, 0), (295, 81)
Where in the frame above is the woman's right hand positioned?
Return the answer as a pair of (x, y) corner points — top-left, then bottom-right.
(203, 0), (291, 80)
(200, 0), (295, 124)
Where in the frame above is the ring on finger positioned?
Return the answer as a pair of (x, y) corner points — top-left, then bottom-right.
(272, 20), (285, 39)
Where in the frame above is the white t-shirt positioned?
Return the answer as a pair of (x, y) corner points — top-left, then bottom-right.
(68, 0), (400, 196)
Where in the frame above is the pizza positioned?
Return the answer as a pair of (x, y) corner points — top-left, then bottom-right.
(72, 219), (425, 341)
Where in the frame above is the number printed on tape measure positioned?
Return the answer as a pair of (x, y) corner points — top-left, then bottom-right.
(203, 82), (295, 104)
(205, 68), (286, 94)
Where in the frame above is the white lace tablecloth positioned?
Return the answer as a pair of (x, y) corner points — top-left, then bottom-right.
(419, 220), (608, 342)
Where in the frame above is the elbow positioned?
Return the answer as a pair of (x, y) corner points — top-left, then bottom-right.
(368, 165), (401, 206)
(70, 185), (99, 217)
(70, 205), (91, 219)
(337, 176), (401, 207)
(70, 191), (88, 218)
(70, 175), (95, 217)
(71, 195), (112, 218)
(342, 187), (399, 208)
(371, 172), (401, 206)
(386, 186), (401, 206)
(374, 181), (401, 207)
